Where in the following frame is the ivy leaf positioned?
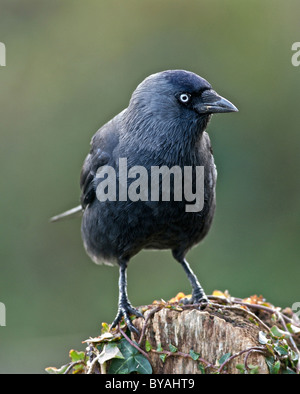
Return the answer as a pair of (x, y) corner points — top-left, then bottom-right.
(274, 345), (288, 356)
(101, 322), (110, 333)
(98, 343), (124, 365)
(248, 364), (259, 374)
(189, 349), (200, 361)
(145, 340), (152, 352)
(133, 354), (153, 374)
(198, 363), (205, 374)
(287, 322), (300, 335)
(236, 363), (246, 374)
(115, 367), (129, 374)
(290, 349), (299, 363)
(272, 361), (281, 374)
(266, 356), (281, 374)
(68, 349), (86, 373)
(282, 367), (297, 374)
(218, 352), (231, 365)
(159, 354), (167, 363)
(69, 349), (85, 363)
(156, 343), (163, 352)
(108, 339), (152, 374)
(258, 331), (269, 345)
(45, 364), (68, 374)
(169, 343), (178, 353)
(270, 325), (290, 339)
(84, 332), (116, 343)
(46, 349), (86, 374)
(265, 343), (275, 356)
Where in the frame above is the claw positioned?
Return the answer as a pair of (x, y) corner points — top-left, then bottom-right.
(180, 294), (209, 309)
(111, 302), (144, 334)
(195, 296), (209, 310)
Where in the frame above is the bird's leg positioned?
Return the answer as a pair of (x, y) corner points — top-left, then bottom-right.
(111, 260), (143, 334)
(180, 258), (208, 305)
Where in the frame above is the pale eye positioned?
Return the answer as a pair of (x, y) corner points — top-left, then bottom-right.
(179, 93), (190, 103)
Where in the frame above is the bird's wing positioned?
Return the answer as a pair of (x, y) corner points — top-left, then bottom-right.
(50, 112), (122, 222)
(80, 113), (121, 209)
(80, 150), (110, 208)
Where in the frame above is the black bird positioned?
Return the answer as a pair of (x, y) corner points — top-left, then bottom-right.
(52, 70), (238, 333)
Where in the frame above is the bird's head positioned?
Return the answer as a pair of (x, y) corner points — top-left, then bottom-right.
(128, 70), (238, 133)
(123, 70), (238, 157)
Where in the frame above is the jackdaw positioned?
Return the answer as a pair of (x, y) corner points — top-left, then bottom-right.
(51, 70), (238, 333)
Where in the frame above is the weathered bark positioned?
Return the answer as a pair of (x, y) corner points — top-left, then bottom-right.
(131, 305), (269, 374)
(49, 296), (300, 374)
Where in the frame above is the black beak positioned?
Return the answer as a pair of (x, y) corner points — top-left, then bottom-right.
(196, 89), (238, 114)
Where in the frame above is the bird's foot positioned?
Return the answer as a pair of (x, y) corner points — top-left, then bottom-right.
(181, 292), (209, 309)
(193, 294), (209, 309)
(111, 301), (144, 334)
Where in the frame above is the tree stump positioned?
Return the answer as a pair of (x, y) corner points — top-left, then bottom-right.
(131, 303), (269, 374)
(46, 294), (300, 374)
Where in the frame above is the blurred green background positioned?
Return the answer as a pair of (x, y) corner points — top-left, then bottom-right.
(0, 0), (299, 373)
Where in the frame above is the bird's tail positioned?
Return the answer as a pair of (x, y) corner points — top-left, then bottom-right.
(50, 205), (82, 222)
